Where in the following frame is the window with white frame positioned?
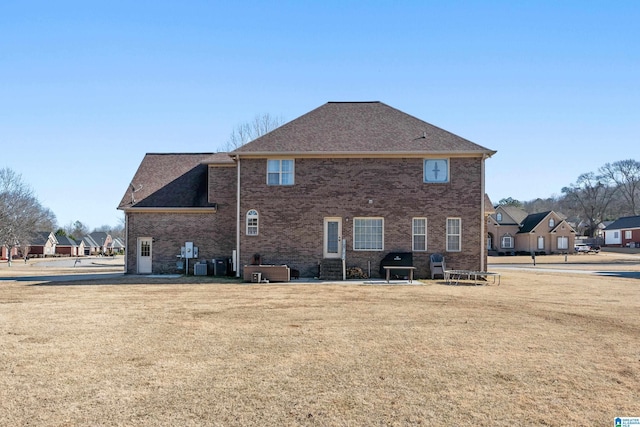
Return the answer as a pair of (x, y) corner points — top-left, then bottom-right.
(412, 218), (427, 251)
(246, 209), (259, 236)
(496, 212), (502, 222)
(625, 230), (632, 239)
(549, 218), (555, 227)
(267, 159), (294, 185)
(557, 236), (568, 250)
(501, 234), (513, 249)
(354, 218), (383, 251)
(446, 218), (461, 252)
(538, 236), (545, 250)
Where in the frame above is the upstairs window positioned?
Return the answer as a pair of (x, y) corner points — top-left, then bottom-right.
(549, 218), (555, 227)
(496, 212), (502, 222)
(423, 159), (449, 183)
(267, 159), (294, 185)
(246, 210), (259, 236)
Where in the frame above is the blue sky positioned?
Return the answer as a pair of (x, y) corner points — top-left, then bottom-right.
(2, 1), (638, 230)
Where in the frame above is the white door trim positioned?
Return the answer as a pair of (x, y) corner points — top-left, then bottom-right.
(137, 237), (152, 274)
(323, 217), (342, 259)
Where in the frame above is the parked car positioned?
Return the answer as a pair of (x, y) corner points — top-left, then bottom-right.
(574, 243), (600, 254)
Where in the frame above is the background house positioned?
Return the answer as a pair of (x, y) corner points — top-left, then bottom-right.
(119, 102), (496, 278)
(55, 235), (80, 257)
(603, 215), (640, 247)
(27, 231), (58, 257)
(488, 206), (575, 255)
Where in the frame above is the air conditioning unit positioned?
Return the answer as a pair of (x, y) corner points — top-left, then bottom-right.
(194, 263), (207, 276)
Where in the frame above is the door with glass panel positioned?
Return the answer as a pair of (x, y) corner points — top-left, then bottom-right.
(323, 218), (342, 259)
(137, 237), (152, 274)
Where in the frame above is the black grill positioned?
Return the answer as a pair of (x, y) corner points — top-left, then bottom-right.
(379, 252), (413, 278)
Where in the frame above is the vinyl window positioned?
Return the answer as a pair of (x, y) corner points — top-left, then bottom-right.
(246, 210), (259, 236)
(557, 236), (569, 250)
(412, 218), (427, 251)
(267, 159), (294, 185)
(354, 218), (384, 251)
(446, 218), (461, 252)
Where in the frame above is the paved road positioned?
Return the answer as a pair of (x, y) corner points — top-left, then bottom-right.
(491, 264), (640, 279)
(0, 272), (125, 283)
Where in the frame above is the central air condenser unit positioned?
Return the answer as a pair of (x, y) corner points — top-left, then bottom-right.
(194, 263), (208, 276)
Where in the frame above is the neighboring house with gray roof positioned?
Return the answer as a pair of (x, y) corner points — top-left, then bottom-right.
(109, 237), (126, 254)
(119, 101), (497, 278)
(87, 232), (113, 254)
(603, 215), (640, 247)
(82, 235), (99, 255)
(27, 231), (58, 257)
(488, 207), (575, 255)
(55, 235), (80, 257)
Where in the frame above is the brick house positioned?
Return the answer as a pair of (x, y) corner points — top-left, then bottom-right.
(55, 235), (80, 257)
(119, 102), (496, 278)
(27, 231), (58, 257)
(604, 215), (640, 247)
(487, 206), (576, 255)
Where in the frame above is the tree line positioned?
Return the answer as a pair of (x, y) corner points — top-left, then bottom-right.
(0, 167), (123, 264)
(497, 159), (640, 237)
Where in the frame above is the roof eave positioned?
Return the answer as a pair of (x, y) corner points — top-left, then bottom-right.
(121, 207), (218, 214)
(232, 150), (495, 159)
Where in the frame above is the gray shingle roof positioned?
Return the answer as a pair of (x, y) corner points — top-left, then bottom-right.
(233, 102), (496, 156)
(518, 211), (552, 234)
(30, 231), (55, 245)
(55, 235), (78, 246)
(604, 215), (640, 230)
(497, 206), (528, 225)
(118, 153), (217, 209)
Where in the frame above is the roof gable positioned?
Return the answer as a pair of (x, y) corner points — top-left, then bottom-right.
(30, 231), (56, 245)
(518, 211), (552, 234)
(234, 102), (496, 156)
(118, 153), (217, 209)
(88, 232), (109, 246)
(55, 235), (78, 246)
(494, 206), (528, 225)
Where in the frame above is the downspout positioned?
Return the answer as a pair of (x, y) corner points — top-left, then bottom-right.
(480, 154), (487, 272)
(236, 156), (241, 278)
(124, 213), (129, 273)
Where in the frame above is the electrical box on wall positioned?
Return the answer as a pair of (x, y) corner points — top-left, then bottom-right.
(181, 242), (198, 259)
(185, 242), (194, 258)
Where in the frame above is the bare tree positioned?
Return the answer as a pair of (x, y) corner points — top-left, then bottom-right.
(65, 220), (89, 240)
(562, 172), (618, 237)
(599, 159), (640, 216)
(224, 113), (285, 151)
(0, 168), (56, 266)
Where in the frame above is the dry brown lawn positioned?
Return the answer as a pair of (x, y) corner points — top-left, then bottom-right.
(1, 254), (639, 426)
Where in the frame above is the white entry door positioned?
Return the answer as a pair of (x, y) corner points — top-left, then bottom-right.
(323, 217), (342, 259)
(137, 237), (152, 274)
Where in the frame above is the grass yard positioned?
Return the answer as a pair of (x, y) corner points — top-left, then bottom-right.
(1, 256), (639, 426)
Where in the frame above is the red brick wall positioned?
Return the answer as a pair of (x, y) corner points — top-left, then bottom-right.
(238, 157), (485, 278)
(124, 166), (237, 274)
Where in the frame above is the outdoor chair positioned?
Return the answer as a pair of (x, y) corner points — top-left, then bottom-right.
(430, 253), (446, 279)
